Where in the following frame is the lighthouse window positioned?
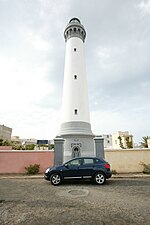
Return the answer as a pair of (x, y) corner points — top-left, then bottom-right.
(74, 75), (77, 80)
(74, 109), (78, 115)
(74, 48), (76, 52)
(74, 28), (76, 32)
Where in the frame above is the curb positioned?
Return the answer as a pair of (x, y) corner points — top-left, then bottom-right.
(0, 175), (44, 179)
(0, 174), (150, 179)
(112, 174), (150, 179)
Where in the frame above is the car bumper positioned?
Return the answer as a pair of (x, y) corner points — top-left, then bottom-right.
(106, 171), (112, 179)
(44, 174), (49, 180)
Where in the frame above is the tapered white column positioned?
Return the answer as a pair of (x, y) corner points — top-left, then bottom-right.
(59, 18), (95, 162)
(60, 18), (93, 136)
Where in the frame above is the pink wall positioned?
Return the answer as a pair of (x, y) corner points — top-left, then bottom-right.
(0, 150), (54, 174)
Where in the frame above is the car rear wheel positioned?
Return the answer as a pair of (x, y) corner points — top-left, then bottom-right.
(94, 172), (106, 185)
(50, 173), (61, 186)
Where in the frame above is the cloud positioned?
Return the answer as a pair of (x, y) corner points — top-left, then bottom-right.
(137, 0), (150, 16)
(0, 0), (150, 143)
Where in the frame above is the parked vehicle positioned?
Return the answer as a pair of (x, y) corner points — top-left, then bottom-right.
(44, 157), (112, 185)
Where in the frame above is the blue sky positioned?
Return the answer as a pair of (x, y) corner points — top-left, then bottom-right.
(0, 0), (150, 143)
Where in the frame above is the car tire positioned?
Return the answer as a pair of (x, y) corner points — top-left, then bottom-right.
(94, 172), (106, 185)
(50, 173), (62, 186)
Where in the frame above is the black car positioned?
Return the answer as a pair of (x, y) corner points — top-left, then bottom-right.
(44, 157), (112, 185)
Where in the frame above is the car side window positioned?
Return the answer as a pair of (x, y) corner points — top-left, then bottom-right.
(68, 159), (81, 166)
(83, 158), (94, 165)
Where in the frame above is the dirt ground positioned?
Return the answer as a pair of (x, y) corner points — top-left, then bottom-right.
(0, 177), (150, 225)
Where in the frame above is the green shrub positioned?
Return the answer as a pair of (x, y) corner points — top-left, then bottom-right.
(25, 164), (40, 175)
(25, 144), (35, 150)
(141, 162), (150, 174)
(112, 169), (117, 175)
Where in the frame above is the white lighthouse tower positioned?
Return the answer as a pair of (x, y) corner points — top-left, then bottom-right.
(59, 18), (95, 162)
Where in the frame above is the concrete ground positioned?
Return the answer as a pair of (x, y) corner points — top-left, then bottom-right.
(0, 176), (150, 225)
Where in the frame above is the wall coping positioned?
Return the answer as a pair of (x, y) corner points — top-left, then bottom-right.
(0, 150), (54, 153)
(105, 148), (150, 152)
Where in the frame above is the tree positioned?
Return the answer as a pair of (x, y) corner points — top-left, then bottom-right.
(140, 136), (150, 148)
(50, 144), (54, 149)
(0, 139), (3, 146)
(0, 139), (11, 146)
(125, 137), (133, 149)
(118, 136), (133, 149)
(118, 136), (126, 149)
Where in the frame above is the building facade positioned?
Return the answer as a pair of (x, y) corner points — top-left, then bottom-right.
(100, 134), (112, 148)
(0, 124), (12, 141)
(112, 131), (133, 149)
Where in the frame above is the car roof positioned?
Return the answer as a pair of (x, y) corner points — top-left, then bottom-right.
(72, 156), (102, 159)
(66, 156), (104, 162)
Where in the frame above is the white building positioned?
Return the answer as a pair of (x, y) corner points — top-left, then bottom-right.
(0, 124), (12, 141)
(147, 139), (150, 148)
(112, 131), (133, 149)
(11, 136), (37, 145)
(100, 134), (112, 148)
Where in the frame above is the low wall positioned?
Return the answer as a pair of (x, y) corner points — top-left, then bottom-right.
(0, 150), (54, 174)
(0, 149), (150, 174)
(0, 146), (12, 150)
(105, 149), (150, 173)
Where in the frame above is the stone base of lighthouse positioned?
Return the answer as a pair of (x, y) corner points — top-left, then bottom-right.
(59, 121), (95, 162)
(62, 134), (95, 162)
(54, 122), (105, 165)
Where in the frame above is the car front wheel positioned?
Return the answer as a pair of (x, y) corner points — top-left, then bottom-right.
(50, 173), (62, 186)
(94, 172), (106, 185)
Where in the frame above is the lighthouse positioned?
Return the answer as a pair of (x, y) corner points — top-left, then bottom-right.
(59, 18), (95, 162)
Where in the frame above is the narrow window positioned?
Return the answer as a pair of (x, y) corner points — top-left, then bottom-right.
(74, 75), (77, 80)
(74, 48), (76, 52)
(74, 28), (76, 32)
(74, 109), (78, 115)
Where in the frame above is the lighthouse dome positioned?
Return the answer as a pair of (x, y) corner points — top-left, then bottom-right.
(64, 17), (86, 42)
(69, 18), (81, 23)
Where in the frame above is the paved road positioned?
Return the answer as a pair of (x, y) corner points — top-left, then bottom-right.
(0, 178), (150, 225)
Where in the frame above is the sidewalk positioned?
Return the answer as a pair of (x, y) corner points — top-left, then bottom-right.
(0, 173), (150, 179)
(112, 173), (150, 178)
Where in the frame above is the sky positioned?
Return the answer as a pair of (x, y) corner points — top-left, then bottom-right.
(0, 0), (150, 143)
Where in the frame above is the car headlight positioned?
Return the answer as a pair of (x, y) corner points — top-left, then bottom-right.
(45, 168), (50, 173)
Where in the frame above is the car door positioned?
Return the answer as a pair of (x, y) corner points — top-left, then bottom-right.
(78, 158), (94, 178)
(62, 158), (82, 179)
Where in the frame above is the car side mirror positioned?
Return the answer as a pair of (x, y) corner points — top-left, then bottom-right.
(64, 163), (68, 167)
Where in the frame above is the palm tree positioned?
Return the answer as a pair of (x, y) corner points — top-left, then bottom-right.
(140, 136), (150, 148)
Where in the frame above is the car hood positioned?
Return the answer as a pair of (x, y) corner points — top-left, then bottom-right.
(48, 165), (63, 170)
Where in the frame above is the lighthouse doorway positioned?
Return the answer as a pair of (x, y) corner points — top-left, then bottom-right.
(72, 146), (81, 158)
